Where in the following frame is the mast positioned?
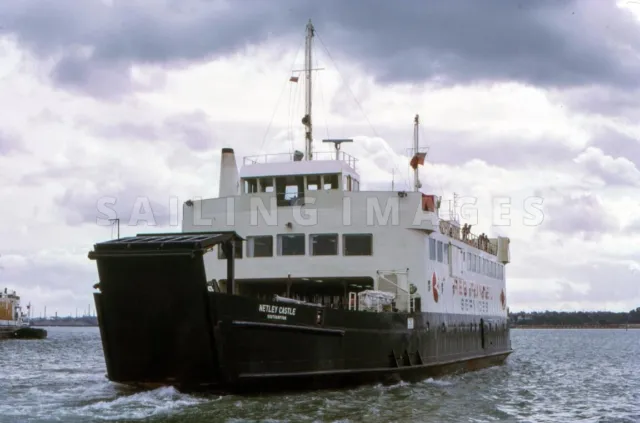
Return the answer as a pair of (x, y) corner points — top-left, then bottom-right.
(413, 114), (420, 192)
(303, 19), (314, 161)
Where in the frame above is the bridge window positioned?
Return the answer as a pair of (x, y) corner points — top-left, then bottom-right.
(429, 238), (436, 260)
(244, 178), (258, 194)
(275, 176), (304, 206)
(277, 234), (305, 256)
(310, 233), (338, 256)
(343, 234), (373, 256)
(306, 175), (320, 191)
(323, 174), (339, 190)
(353, 179), (360, 191)
(218, 241), (243, 259)
(259, 177), (274, 193)
(246, 235), (273, 258)
(443, 243), (449, 265)
(437, 241), (443, 262)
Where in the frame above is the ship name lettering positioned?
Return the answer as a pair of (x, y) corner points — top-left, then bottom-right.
(258, 304), (297, 316)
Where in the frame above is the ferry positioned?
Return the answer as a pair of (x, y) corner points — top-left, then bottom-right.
(89, 20), (513, 393)
(0, 288), (46, 340)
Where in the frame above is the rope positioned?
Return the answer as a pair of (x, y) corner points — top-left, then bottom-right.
(259, 35), (305, 154)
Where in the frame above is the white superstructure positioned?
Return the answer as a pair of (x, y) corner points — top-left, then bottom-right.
(0, 288), (29, 328)
(181, 20), (511, 319)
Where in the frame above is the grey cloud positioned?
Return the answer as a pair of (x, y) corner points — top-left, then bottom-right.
(0, 131), (23, 155)
(1, 0), (639, 97)
(0, 251), (98, 316)
(85, 118), (584, 170)
(79, 110), (217, 151)
(573, 147), (640, 186)
(507, 244), (640, 307)
(623, 218), (640, 234)
(56, 184), (174, 228)
(589, 128), (640, 169)
(51, 55), (136, 99)
(541, 193), (619, 239)
(554, 86), (640, 118)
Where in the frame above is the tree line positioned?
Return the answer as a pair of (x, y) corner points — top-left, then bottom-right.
(509, 308), (640, 326)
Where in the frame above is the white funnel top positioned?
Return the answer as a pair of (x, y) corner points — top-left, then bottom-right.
(219, 148), (240, 197)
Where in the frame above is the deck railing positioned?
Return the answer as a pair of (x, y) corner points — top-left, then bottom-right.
(243, 151), (358, 170)
(439, 220), (497, 255)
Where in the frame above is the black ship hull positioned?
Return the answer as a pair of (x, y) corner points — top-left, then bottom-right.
(90, 232), (512, 394)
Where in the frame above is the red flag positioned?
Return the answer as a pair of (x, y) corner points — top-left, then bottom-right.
(289, 76), (299, 83)
(410, 152), (426, 169)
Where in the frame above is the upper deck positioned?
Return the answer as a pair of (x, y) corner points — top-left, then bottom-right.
(239, 151), (358, 179)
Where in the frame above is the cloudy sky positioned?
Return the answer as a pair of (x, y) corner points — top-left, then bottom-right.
(0, 0), (639, 317)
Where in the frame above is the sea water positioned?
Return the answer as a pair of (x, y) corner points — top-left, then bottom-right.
(0, 327), (638, 423)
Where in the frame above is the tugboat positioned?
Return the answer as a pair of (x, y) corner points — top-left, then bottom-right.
(89, 20), (512, 394)
(0, 288), (47, 340)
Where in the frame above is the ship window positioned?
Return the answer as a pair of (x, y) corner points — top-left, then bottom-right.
(310, 233), (338, 256)
(259, 177), (274, 193)
(217, 241), (243, 259)
(244, 178), (258, 194)
(353, 179), (360, 191)
(323, 174), (339, 190)
(343, 234), (373, 256)
(275, 176), (305, 206)
(277, 234), (305, 256)
(443, 243), (449, 264)
(306, 174), (320, 191)
(345, 175), (352, 191)
(246, 236), (273, 258)
(437, 241), (443, 262)
(429, 238), (436, 260)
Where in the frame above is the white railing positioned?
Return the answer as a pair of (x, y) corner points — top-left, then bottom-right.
(243, 151), (358, 170)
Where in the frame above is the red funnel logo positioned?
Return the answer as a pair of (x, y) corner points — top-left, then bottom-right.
(432, 272), (439, 303)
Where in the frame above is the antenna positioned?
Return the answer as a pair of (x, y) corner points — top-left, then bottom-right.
(109, 218), (120, 239)
(322, 138), (353, 160)
(452, 192), (459, 223)
(391, 169), (395, 191)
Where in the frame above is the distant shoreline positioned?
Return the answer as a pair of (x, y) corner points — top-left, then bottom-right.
(511, 324), (640, 329)
(31, 324), (98, 327)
